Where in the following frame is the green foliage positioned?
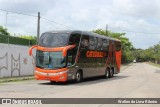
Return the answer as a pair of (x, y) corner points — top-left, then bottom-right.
(0, 26), (10, 36)
(19, 35), (37, 45)
(93, 29), (133, 50)
(122, 50), (134, 63)
(93, 29), (134, 63)
(0, 26), (36, 46)
(0, 34), (36, 46)
(19, 35), (37, 40)
(133, 43), (160, 64)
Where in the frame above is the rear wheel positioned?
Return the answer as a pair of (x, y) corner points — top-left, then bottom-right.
(76, 71), (83, 82)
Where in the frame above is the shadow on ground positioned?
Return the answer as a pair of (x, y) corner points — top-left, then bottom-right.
(39, 75), (129, 86)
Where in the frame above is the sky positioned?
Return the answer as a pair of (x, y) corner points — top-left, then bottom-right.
(0, 0), (160, 49)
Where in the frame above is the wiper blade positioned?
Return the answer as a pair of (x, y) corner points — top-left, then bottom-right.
(36, 65), (44, 69)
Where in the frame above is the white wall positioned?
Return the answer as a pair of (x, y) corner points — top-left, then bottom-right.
(0, 43), (35, 78)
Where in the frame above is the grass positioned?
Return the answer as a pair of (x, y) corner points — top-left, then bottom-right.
(147, 62), (160, 68)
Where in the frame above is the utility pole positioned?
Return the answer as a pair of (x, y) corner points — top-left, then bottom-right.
(5, 12), (8, 29)
(106, 24), (108, 36)
(37, 12), (40, 44)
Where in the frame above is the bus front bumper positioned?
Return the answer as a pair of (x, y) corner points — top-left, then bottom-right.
(34, 70), (68, 82)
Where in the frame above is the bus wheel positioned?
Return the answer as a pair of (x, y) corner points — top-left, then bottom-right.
(105, 68), (110, 78)
(109, 68), (113, 78)
(76, 71), (83, 82)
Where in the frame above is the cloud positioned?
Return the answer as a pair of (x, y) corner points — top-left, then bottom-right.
(0, 0), (160, 49)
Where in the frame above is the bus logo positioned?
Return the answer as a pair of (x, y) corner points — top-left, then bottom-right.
(86, 51), (106, 58)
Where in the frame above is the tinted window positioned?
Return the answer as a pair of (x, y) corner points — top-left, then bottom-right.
(89, 36), (97, 50)
(68, 33), (81, 46)
(102, 39), (109, 51)
(81, 35), (89, 49)
(39, 33), (69, 47)
(97, 38), (103, 50)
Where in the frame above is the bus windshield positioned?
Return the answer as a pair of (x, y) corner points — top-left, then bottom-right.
(36, 50), (66, 69)
(39, 33), (69, 47)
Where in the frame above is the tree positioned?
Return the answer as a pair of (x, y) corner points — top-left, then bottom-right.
(0, 26), (10, 36)
(19, 35), (37, 40)
(93, 29), (134, 63)
(93, 29), (133, 50)
(132, 42), (160, 64)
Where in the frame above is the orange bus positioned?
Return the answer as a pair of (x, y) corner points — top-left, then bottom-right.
(29, 30), (122, 82)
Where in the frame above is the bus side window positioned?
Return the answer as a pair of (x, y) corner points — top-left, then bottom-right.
(81, 35), (89, 49)
(89, 36), (97, 50)
(102, 39), (109, 51)
(97, 38), (103, 50)
(68, 33), (81, 47)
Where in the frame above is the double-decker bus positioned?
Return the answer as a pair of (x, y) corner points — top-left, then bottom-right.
(29, 30), (121, 82)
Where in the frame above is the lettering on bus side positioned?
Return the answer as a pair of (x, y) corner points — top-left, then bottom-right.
(86, 51), (106, 58)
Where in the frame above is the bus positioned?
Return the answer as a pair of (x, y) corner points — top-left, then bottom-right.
(29, 30), (122, 82)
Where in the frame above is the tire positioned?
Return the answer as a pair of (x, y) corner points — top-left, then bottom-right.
(109, 68), (113, 78)
(105, 68), (110, 78)
(76, 71), (83, 82)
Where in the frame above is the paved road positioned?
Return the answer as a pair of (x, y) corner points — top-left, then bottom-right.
(1, 63), (160, 107)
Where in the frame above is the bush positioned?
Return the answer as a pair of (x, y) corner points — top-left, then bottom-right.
(0, 34), (36, 46)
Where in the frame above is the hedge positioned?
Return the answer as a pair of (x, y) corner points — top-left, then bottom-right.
(0, 34), (36, 46)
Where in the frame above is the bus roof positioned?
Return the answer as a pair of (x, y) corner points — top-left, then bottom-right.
(43, 30), (121, 42)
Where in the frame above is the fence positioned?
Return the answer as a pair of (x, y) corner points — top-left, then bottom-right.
(0, 34), (36, 46)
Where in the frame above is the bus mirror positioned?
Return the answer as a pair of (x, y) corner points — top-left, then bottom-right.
(28, 45), (37, 56)
(62, 45), (76, 57)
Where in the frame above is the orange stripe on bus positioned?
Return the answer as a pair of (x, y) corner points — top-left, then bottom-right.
(28, 45), (76, 57)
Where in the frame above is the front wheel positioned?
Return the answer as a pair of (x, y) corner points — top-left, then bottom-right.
(109, 68), (114, 78)
(76, 71), (83, 82)
(105, 68), (110, 78)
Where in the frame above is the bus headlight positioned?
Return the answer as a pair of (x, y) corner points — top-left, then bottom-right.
(35, 70), (46, 75)
(56, 69), (69, 75)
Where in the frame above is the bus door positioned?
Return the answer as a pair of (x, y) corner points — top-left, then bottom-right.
(67, 33), (82, 79)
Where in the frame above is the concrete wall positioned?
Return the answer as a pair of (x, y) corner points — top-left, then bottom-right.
(0, 43), (35, 78)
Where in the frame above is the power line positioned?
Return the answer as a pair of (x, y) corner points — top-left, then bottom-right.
(41, 20), (68, 30)
(2, 8), (159, 34)
(0, 8), (76, 30)
(109, 26), (160, 35)
(41, 17), (76, 29)
(0, 8), (37, 17)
